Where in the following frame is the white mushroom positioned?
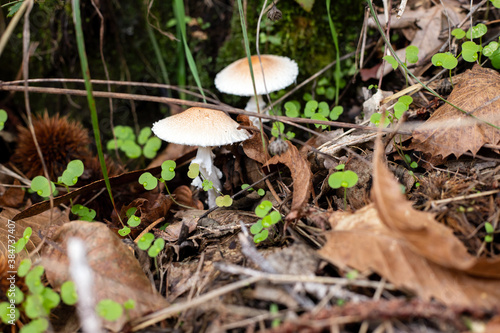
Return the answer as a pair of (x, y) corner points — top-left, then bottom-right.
(152, 107), (251, 208)
(214, 55), (299, 127)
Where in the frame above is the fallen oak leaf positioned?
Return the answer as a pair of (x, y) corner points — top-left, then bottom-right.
(42, 221), (169, 332)
(318, 135), (500, 309)
(411, 65), (500, 159)
(264, 141), (312, 220)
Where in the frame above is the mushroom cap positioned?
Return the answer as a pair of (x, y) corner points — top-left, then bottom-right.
(214, 55), (298, 96)
(152, 107), (251, 147)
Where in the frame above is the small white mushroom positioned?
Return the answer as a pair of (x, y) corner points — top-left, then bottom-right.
(152, 107), (251, 208)
(215, 55), (299, 127)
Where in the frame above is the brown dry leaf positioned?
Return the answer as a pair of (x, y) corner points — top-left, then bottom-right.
(412, 65), (500, 158)
(0, 207), (68, 258)
(238, 114), (269, 165)
(318, 136), (500, 309)
(0, 180), (25, 208)
(264, 141), (312, 219)
(42, 221), (168, 332)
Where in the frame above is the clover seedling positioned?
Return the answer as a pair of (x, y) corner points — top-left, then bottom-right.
(466, 23), (487, 40)
(0, 109), (7, 131)
(383, 55), (398, 70)
(0, 302), (20, 324)
(96, 299), (123, 322)
(137, 233), (155, 251)
(216, 195), (233, 207)
(328, 164), (359, 209)
(431, 52), (458, 69)
(14, 227), (32, 254)
(284, 101), (300, 118)
(71, 204), (96, 222)
(462, 41), (481, 62)
(330, 106), (344, 120)
(370, 113), (390, 127)
(161, 160), (176, 181)
(30, 176), (56, 198)
(108, 125), (161, 159)
(126, 207), (141, 228)
(452, 28), (466, 39)
(138, 172), (158, 190)
(147, 238), (165, 257)
(18, 259), (32, 277)
(405, 45), (419, 64)
(187, 163), (200, 179)
(58, 159), (84, 186)
(250, 200), (281, 243)
(484, 222), (494, 243)
(393, 95), (413, 119)
(60, 281), (78, 306)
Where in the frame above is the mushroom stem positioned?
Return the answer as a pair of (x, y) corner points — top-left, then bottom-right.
(191, 146), (222, 208)
(245, 95), (268, 128)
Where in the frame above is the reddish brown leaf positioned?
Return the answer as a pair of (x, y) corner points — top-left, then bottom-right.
(411, 65), (500, 158)
(0, 180), (25, 208)
(42, 221), (168, 332)
(318, 136), (500, 309)
(238, 114), (270, 165)
(264, 141), (312, 219)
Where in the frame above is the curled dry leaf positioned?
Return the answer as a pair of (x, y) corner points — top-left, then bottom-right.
(318, 136), (500, 309)
(264, 141), (312, 220)
(238, 114), (270, 165)
(0, 207), (68, 259)
(412, 65), (500, 158)
(42, 221), (168, 332)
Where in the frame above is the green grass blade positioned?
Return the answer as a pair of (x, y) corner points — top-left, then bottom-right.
(71, 0), (117, 211)
(174, 0), (205, 103)
(326, 0), (341, 105)
(146, 22), (170, 87)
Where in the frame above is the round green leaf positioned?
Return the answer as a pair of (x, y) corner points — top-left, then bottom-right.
(24, 294), (47, 319)
(405, 45), (419, 64)
(121, 140), (141, 159)
(250, 220), (264, 235)
(18, 258), (32, 277)
(398, 95), (413, 107)
(25, 266), (44, 294)
(328, 172), (343, 189)
(41, 287), (60, 311)
(304, 100), (318, 117)
(139, 172), (158, 190)
(61, 281), (78, 306)
(138, 127), (152, 145)
(137, 233), (154, 251)
(485, 222), (494, 234)
(262, 215), (272, 228)
(431, 52), (457, 69)
(318, 102), (330, 117)
(329, 106), (343, 120)
(127, 215), (141, 227)
(335, 164), (345, 171)
(255, 200), (273, 217)
(492, 0), (500, 8)
(161, 160), (176, 181)
(187, 163), (200, 179)
(253, 229), (269, 243)
(342, 170), (359, 188)
(383, 55), (398, 70)
(7, 286), (24, 305)
(257, 188), (265, 196)
(0, 109), (7, 122)
(126, 207), (137, 217)
(271, 122), (285, 137)
(393, 101), (408, 119)
(143, 137), (162, 159)
(114, 125), (135, 141)
(123, 299), (136, 310)
(118, 226), (131, 237)
(19, 317), (48, 333)
(311, 113), (328, 129)
(96, 299), (123, 322)
(462, 41), (481, 62)
(483, 42), (499, 57)
(60, 170), (79, 186)
(451, 28), (465, 39)
(284, 101), (299, 118)
(66, 160), (84, 177)
(325, 87), (335, 100)
(0, 301), (19, 324)
(466, 23), (487, 39)
(107, 138), (123, 150)
(31, 176), (55, 198)
(215, 195), (233, 207)
(489, 48), (500, 69)
(316, 86), (325, 95)
(268, 211), (282, 224)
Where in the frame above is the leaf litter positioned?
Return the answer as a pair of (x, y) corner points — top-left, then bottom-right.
(3, 1), (500, 332)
